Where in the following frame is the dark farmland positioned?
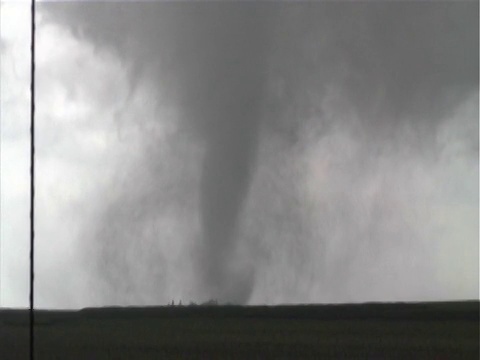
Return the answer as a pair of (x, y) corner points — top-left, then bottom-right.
(0, 301), (478, 359)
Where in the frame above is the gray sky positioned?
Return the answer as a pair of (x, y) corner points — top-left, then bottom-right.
(1, 0), (478, 309)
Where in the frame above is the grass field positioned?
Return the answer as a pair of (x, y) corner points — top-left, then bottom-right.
(0, 301), (478, 359)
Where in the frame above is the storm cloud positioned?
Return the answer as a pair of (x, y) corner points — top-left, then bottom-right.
(18, 1), (479, 307)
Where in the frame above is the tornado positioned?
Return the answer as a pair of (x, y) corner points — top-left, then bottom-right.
(173, 5), (271, 304)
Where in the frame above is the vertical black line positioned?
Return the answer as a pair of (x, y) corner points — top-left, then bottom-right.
(30, 0), (35, 359)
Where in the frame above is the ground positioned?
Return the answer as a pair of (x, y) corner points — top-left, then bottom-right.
(0, 301), (478, 359)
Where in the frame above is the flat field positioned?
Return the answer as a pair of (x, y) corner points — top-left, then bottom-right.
(0, 301), (478, 359)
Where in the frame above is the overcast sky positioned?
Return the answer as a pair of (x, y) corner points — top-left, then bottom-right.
(1, 0), (478, 309)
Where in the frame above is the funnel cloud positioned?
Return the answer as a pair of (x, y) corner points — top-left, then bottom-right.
(171, 6), (271, 303)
